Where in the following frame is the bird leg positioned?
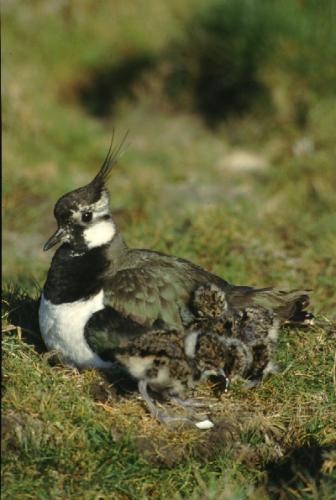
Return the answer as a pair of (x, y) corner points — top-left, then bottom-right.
(138, 380), (161, 419)
(170, 396), (211, 408)
(138, 380), (214, 429)
(138, 380), (190, 425)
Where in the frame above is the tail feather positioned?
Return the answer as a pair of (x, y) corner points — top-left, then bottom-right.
(227, 287), (314, 324)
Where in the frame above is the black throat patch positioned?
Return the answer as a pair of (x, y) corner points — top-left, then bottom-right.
(44, 244), (110, 304)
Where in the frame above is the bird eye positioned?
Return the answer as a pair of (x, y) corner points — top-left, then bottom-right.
(82, 211), (93, 223)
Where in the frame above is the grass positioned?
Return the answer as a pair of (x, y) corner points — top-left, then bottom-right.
(2, 1), (336, 498)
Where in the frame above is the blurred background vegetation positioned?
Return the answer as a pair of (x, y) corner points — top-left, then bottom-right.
(2, 0), (336, 498)
(3, 0), (336, 314)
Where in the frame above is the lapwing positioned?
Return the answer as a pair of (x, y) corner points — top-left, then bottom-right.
(39, 139), (314, 374)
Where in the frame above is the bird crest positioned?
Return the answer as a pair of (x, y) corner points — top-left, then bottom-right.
(90, 130), (129, 192)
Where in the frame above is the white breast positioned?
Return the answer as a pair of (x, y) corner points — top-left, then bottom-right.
(39, 291), (114, 369)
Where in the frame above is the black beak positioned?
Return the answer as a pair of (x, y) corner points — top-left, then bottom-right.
(43, 227), (66, 251)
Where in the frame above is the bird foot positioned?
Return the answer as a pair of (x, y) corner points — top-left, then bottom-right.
(138, 380), (214, 429)
(156, 411), (194, 427)
(170, 396), (213, 409)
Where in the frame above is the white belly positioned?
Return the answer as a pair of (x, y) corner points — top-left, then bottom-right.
(39, 291), (113, 369)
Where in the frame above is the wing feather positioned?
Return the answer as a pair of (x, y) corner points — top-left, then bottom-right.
(104, 265), (194, 327)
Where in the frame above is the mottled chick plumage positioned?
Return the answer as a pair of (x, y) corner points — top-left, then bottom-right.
(186, 284), (281, 383)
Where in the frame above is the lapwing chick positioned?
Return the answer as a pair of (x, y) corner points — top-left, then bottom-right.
(228, 305), (281, 384)
(39, 138), (314, 374)
(112, 329), (217, 428)
(188, 284), (282, 385)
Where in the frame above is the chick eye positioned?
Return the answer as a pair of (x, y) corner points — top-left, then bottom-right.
(82, 211), (93, 223)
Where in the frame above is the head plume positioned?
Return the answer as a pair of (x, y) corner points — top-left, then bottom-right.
(91, 130), (129, 191)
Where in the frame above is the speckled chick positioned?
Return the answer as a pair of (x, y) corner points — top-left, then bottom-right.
(114, 329), (199, 399)
(187, 284), (281, 384)
(112, 328), (228, 427)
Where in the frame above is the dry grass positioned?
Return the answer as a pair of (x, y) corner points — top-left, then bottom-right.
(2, 298), (335, 497)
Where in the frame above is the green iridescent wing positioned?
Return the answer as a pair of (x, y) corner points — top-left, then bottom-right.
(104, 264), (194, 328)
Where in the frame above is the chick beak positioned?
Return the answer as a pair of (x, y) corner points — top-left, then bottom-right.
(43, 227), (66, 251)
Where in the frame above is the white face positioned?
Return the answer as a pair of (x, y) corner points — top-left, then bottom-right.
(74, 191), (116, 249)
(83, 219), (116, 249)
